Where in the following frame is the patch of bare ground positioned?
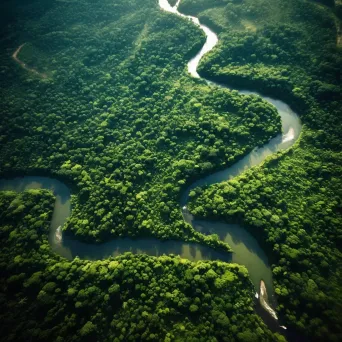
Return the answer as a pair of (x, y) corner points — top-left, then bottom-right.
(12, 43), (48, 79)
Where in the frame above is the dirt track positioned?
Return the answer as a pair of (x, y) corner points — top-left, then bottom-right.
(12, 43), (48, 78)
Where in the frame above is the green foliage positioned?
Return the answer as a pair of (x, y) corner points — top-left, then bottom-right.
(183, 0), (342, 339)
(0, 0), (341, 340)
(0, 191), (278, 341)
(0, 0), (280, 254)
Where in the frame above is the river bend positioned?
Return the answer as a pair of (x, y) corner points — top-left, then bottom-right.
(0, 0), (301, 330)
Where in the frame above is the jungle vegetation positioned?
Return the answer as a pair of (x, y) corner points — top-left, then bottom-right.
(0, 190), (284, 342)
(0, 0), (281, 251)
(0, 0), (341, 341)
(181, 0), (342, 340)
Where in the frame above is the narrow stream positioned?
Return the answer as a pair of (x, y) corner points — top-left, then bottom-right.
(0, 0), (302, 334)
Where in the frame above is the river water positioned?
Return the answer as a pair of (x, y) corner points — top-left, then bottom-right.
(160, 0), (301, 309)
(0, 0), (302, 330)
(0, 172), (286, 309)
(0, 177), (235, 263)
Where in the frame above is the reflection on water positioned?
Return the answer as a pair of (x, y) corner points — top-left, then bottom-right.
(183, 210), (276, 305)
(55, 226), (63, 244)
(282, 127), (295, 143)
(0, 177), (231, 264)
(61, 236), (231, 263)
(260, 280), (278, 320)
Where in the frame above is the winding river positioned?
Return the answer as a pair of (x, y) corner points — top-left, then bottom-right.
(162, 0), (301, 310)
(1, 0), (301, 332)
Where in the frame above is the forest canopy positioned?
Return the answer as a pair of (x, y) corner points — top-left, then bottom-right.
(0, 0), (341, 341)
(180, 0), (342, 340)
(0, 190), (283, 342)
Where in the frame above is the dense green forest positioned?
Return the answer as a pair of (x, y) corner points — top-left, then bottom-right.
(181, 0), (342, 340)
(0, 0), (280, 252)
(0, 190), (284, 341)
(0, 0), (341, 340)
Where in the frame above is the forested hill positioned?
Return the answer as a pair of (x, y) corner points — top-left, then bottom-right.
(181, 0), (342, 340)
